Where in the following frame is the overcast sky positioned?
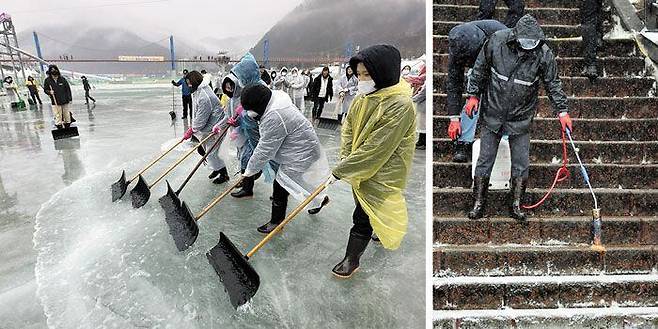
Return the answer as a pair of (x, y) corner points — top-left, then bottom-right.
(1, 0), (303, 41)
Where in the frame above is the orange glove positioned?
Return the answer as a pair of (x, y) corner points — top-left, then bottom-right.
(559, 112), (572, 132)
(448, 120), (461, 140)
(464, 97), (479, 119)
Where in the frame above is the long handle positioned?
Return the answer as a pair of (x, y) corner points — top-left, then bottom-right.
(246, 177), (331, 258)
(49, 85), (57, 106)
(176, 122), (233, 194)
(148, 133), (215, 188)
(129, 139), (184, 182)
(195, 177), (244, 220)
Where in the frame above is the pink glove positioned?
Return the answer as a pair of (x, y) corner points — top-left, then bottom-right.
(212, 123), (221, 134)
(227, 116), (239, 127)
(183, 127), (194, 140)
(235, 105), (244, 116)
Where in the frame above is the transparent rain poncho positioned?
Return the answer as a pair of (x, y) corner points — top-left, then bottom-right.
(244, 90), (330, 208)
(332, 80), (416, 250)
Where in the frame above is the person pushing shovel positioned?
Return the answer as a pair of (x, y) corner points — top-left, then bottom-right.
(182, 70), (230, 184)
(465, 15), (572, 221)
(331, 45), (417, 279)
(43, 65), (73, 129)
(239, 84), (331, 234)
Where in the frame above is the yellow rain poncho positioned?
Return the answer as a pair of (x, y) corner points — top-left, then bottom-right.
(332, 80), (416, 250)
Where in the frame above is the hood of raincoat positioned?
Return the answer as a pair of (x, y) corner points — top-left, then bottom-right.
(231, 52), (262, 88)
(280, 67), (288, 75)
(345, 65), (354, 80)
(511, 15), (545, 45)
(291, 67), (299, 75)
(349, 44), (401, 90)
(47, 64), (60, 76)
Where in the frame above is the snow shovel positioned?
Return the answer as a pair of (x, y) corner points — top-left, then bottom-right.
(206, 177), (332, 308)
(164, 177), (243, 251)
(130, 133), (215, 209)
(159, 125), (230, 212)
(112, 138), (184, 202)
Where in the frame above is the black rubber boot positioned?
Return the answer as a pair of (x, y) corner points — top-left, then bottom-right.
(415, 133), (426, 150)
(468, 176), (490, 220)
(509, 176), (528, 222)
(212, 167), (230, 184)
(307, 196), (330, 214)
(257, 199), (287, 234)
(582, 63), (598, 83)
(332, 232), (370, 279)
(453, 141), (470, 163)
(208, 170), (221, 179)
(231, 175), (254, 198)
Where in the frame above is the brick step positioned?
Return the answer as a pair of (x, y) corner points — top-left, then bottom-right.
(434, 54), (646, 77)
(434, 4), (581, 26)
(433, 116), (658, 141)
(435, 21), (581, 38)
(433, 274), (658, 310)
(434, 308), (658, 329)
(432, 94), (658, 119)
(433, 163), (658, 189)
(433, 188), (658, 216)
(433, 73), (657, 97)
(434, 0), (580, 8)
(433, 245), (658, 277)
(433, 139), (658, 164)
(434, 216), (658, 245)
(434, 36), (639, 58)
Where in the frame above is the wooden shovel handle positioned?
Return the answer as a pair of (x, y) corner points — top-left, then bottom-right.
(246, 177), (331, 258)
(129, 139), (184, 182)
(195, 177), (244, 220)
(149, 133), (215, 188)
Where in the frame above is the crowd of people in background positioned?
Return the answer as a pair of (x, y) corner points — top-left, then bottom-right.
(166, 44), (425, 278)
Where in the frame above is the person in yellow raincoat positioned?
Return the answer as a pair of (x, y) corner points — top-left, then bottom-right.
(331, 44), (416, 279)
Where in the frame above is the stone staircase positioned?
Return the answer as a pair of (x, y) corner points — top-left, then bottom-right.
(433, 0), (658, 327)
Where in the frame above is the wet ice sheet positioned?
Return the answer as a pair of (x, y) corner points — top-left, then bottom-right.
(21, 84), (426, 328)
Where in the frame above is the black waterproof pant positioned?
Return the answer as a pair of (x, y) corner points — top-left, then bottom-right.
(85, 90), (95, 103)
(182, 94), (193, 118)
(29, 90), (42, 105)
(477, 0), (525, 28)
(580, 0), (603, 66)
(351, 196), (373, 237)
(474, 128), (531, 178)
(312, 97), (327, 119)
(271, 180), (289, 225)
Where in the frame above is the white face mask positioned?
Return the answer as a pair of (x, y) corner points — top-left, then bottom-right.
(247, 110), (259, 118)
(357, 80), (376, 95)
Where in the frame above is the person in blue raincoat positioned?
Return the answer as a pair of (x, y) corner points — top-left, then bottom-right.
(213, 53), (266, 198)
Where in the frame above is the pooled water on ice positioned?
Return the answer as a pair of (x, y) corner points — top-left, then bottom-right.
(13, 83), (426, 328)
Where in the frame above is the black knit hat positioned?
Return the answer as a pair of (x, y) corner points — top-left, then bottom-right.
(241, 84), (272, 118)
(349, 44), (401, 89)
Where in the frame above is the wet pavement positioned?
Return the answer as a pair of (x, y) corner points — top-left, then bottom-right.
(0, 84), (426, 328)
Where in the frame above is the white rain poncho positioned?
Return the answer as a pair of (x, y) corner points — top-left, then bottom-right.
(244, 90), (330, 209)
(191, 82), (227, 171)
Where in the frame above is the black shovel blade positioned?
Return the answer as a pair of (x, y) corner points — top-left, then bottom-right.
(51, 126), (79, 140)
(158, 180), (181, 210)
(130, 175), (151, 208)
(206, 232), (260, 309)
(164, 200), (199, 251)
(111, 170), (128, 202)
(169, 111), (176, 120)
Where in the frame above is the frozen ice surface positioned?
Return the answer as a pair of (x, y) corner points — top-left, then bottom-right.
(1, 83), (425, 328)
